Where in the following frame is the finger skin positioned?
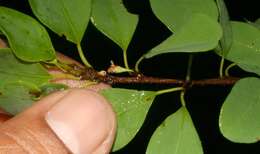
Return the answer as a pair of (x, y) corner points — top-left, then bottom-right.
(0, 91), (70, 154)
(0, 86), (115, 154)
(45, 89), (116, 154)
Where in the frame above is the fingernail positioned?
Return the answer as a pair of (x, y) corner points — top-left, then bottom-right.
(45, 89), (116, 154)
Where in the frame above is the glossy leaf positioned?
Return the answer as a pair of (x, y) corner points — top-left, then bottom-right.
(0, 7), (55, 62)
(150, 0), (218, 32)
(147, 107), (203, 154)
(216, 0), (233, 56)
(91, 0), (138, 51)
(144, 14), (222, 58)
(219, 77), (260, 143)
(0, 82), (36, 115)
(29, 0), (91, 43)
(101, 88), (156, 151)
(0, 48), (52, 89)
(225, 22), (260, 75)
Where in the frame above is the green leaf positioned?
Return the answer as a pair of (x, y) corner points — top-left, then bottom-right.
(216, 0), (233, 56)
(224, 21), (260, 75)
(144, 14), (222, 58)
(91, 0), (138, 51)
(0, 82), (36, 115)
(0, 7), (56, 62)
(146, 107), (203, 154)
(0, 48), (52, 89)
(219, 77), (260, 143)
(145, 0), (221, 58)
(29, 0), (91, 43)
(150, 0), (218, 32)
(100, 88), (156, 151)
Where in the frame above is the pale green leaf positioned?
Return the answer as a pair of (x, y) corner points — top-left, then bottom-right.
(147, 107), (203, 154)
(91, 0), (138, 51)
(0, 82), (36, 115)
(225, 21), (260, 76)
(101, 88), (156, 151)
(0, 48), (52, 89)
(29, 0), (91, 43)
(145, 0), (221, 58)
(216, 0), (233, 56)
(150, 0), (218, 32)
(0, 7), (56, 62)
(144, 14), (222, 58)
(219, 77), (260, 143)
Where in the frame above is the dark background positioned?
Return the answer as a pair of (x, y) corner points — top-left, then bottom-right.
(0, 0), (259, 153)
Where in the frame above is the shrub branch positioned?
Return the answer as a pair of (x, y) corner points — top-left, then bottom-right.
(80, 67), (239, 87)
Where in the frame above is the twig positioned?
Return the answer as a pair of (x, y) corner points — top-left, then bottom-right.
(190, 77), (238, 86)
(80, 68), (239, 87)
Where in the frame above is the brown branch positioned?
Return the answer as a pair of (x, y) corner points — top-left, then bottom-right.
(190, 78), (239, 86)
(80, 68), (240, 87)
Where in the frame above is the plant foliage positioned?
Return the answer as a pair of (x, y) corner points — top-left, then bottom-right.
(0, 0), (259, 153)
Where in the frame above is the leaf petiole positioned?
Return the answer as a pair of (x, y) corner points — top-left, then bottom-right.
(225, 63), (237, 76)
(155, 87), (184, 96)
(77, 43), (92, 68)
(135, 55), (144, 72)
(180, 91), (186, 107)
(219, 56), (225, 78)
(123, 50), (130, 69)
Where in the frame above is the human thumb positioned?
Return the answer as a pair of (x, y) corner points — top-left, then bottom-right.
(0, 89), (117, 154)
